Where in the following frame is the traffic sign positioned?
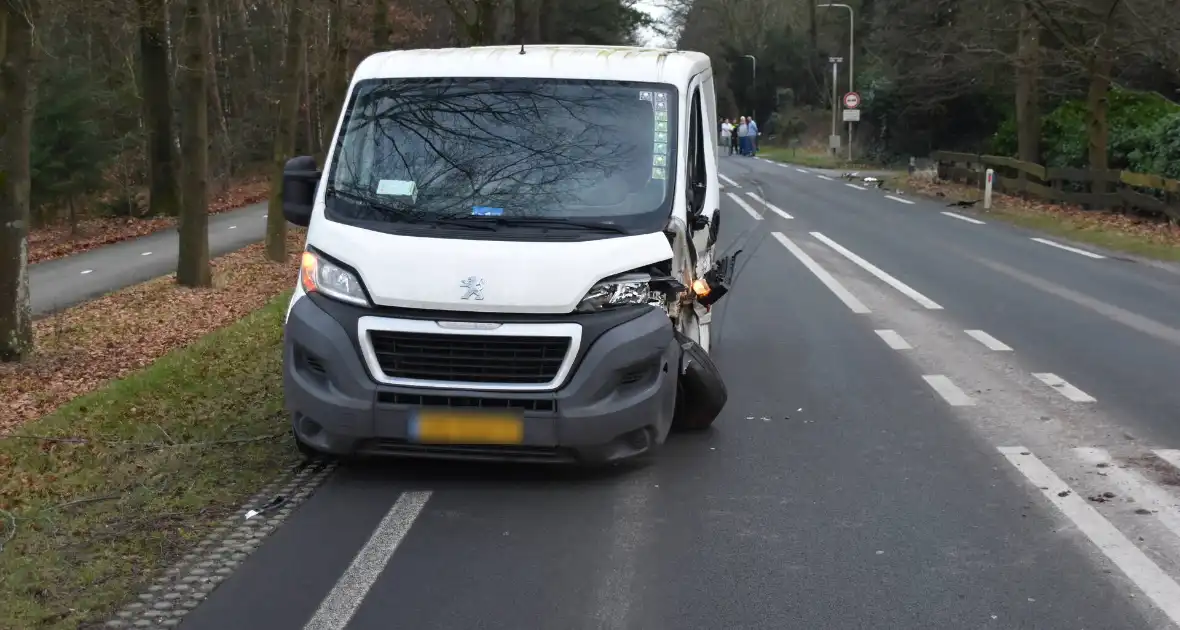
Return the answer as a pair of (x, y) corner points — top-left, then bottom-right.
(842, 92), (861, 109)
(842, 109), (861, 122)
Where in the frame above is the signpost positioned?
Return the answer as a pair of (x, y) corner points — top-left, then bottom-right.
(828, 57), (843, 155)
(842, 92), (860, 159)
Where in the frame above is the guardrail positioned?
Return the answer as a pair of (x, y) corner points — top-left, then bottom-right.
(931, 151), (1180, 222)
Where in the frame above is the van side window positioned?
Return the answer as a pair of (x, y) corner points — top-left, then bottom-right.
(687, 87), (707, 214)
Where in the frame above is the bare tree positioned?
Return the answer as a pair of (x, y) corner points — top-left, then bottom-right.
(266, 0), (308, 262)
(136, 0), (182, 217)
(1014, 1), (1042, 169)
(0, 0), (36, 362)
(177, 0), (212, 287)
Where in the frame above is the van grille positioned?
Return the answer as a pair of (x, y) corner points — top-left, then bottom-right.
(367, 331), (571, 385)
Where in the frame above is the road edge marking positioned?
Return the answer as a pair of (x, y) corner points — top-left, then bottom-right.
(809, 232), (943, 309)
(964, 329), (1013, 351)
(745, 192), (793, 219)
(727, 192), (763, 220)
(1032, 372), (1096, 402)
(771, 232), (870, 314)
(941, 211), (985, 224)
(922, 375), (975, 406)
(884, 195), (914, 205)
(1030, 237), (1106, 259)
(875, 329), (912, 350)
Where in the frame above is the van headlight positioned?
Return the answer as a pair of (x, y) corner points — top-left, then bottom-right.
(300, 250), (370, 307)
(576, 273), (655, 312)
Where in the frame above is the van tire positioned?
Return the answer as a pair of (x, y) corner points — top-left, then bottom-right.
(671, 332), (728, 431)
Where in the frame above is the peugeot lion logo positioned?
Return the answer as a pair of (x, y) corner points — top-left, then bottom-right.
(460, 276), (485, 300)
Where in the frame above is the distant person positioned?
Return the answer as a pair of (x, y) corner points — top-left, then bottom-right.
(748, 116), (759, 156)
(737, 116), (750, 156)
(720, 118), (734, 155)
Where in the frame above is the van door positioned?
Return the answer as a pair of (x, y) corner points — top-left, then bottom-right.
(686, 70), (719, 277)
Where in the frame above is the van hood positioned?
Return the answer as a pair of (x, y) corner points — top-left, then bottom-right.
(305, 219), (674, 314)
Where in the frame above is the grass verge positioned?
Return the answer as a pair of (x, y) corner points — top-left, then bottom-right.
(0, 292), (298, 629)
(897, 173), (1180, 263)
(757, 146), (874, 170)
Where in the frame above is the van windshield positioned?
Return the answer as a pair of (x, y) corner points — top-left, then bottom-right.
(325, 77), (678, 234)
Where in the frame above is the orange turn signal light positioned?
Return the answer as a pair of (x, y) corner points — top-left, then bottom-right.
(300, 252), (318, 293)
(692, 278), (711, 297)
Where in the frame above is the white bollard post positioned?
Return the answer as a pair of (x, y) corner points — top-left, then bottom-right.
(984, 168), (994, 210)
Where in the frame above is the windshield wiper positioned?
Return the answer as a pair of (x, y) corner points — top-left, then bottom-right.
(440, 216), (628, 234)
(325, 187), (494, 231)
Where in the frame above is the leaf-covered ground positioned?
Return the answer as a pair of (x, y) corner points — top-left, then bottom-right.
(28, 177), (271, 264)
(1, 230), (305, 433)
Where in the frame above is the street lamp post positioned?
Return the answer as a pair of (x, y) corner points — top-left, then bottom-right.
(818, 3), (854, 160)
(743, 54), (757, 122)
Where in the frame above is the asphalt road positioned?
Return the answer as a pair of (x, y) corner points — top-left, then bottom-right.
(151, 155), (1180, 630)
(29, 201), (268, 315)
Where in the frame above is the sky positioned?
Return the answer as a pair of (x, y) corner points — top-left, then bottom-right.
(634, 0), (671, 47)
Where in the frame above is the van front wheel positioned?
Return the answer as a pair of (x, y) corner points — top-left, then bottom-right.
(671, 332), (728, 431)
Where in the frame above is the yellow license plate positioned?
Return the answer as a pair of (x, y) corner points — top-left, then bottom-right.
(411, 411), (524, 445)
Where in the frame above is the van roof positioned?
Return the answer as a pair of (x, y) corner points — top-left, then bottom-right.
(354, 45), (711, 87)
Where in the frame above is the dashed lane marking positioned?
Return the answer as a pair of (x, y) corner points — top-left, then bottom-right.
(80, 269), (93, 275)
(718, 174), (739, 187)
(744, 192), (793, 219)
(809, 232), (943, 310)
(141, 251), (152, 256)
(999, 447), (1180, 626)
(964, 330), (1013, 351)
(795, 168), (809, 173)
(1032, 372), (1096, 402)
(1030, 237), (1106, 259)
(771, 232), (869, 314)
(727, 193), (763, 220)
(845, 183), (867, 190)
(228, 225), (237, 229)
(941, 211), (985, 224)
(817, 175), (834, 181)
(885, 195), (914, 205)
(875, 329), (912, 350)
(922, 375), (975, 406)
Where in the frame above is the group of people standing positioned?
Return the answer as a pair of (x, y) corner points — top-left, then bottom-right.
(719, 116), (758, 156)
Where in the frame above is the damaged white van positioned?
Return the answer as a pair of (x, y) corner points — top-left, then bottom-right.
(281, 45), (731, 464)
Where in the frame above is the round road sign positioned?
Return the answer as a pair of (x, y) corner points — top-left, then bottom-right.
(843, 92), (861, 109)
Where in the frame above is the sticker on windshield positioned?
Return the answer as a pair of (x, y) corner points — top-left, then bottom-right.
(652, 167), (666, 180)
(653, 154), (667, 167)
(472, 206), (503, 216)
(639, 91), (653, 102)
(376, 179), (417, 198)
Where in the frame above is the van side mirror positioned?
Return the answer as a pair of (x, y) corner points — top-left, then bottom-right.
(282, 155), (321, 227)
(688, 181), (708, 230)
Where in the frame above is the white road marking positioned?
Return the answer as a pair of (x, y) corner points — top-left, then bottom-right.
(302, 491), (431, 630)
(80, 269), (93, 275)
(727, 192), (763, 220)
(745, 192), (793, 219)
(1073, 448), (1180, 541)
(1030, 237), (1106, 259)
(817, 175), (834, 181)
(941, 211), (985, 224)
(885, 195), (914, 205)
(1156, 449), (1180, 471)
(922, 375), (975, 406)
(809, 232), (943, 309)
(795, 168), (808, 173)
(964, 330), (1012, 351)
(875, 329), (912, 350)
(845, 183), (867, 191)
(999, 447), (1180, 626)
(1032, 372), (1096, 402)
(771, 232), (869, 314)
(718, 174), (739, 187)
(141, 251), (152, 256)
(228, 225), (237, 229)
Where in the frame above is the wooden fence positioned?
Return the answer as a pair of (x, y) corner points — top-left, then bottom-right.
(931, 151), (1180, 222)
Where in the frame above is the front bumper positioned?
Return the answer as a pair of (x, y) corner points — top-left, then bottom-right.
(283, 293), (680, 464)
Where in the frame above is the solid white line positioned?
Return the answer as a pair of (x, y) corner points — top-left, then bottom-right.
(817, 175), (834, 181)
(809, 232), (943, 309)
(771, 232), (870, 314)
(1073, 448), (1180, 540)
(875, 329), (912, 350)
(941, 211), (985, 225)
(1155, 449), (1180, 471)
(794, 168), (808, 173)
(964, 330), (1012, 351)
(1030, 237), (1106, 259)
(845, 183), (867, 191)
(922, 375), (975, 406)
(303, 491), (431, 630)
(718, 174), (739, 187)
(999, 447), (1180, 625)
(727, 192), (763, 220)
(1032, 372), (1096, 402)
(885, 195), (914, 205)
(141, 252), (152, 256)
(80, 269), (93, 275)
(745, 192), (793, 219)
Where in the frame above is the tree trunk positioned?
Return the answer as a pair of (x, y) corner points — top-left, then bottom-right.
(538, 0), (557, 43)
(206, 0), (231, 195)
(319, 0), (348, 157)
(137, 0), (182, 217)
(372, 0), (389, 51)
(0, 0), (36, 362)
(1014, 1), (1040, 175)
(177, 0), (212, 287)
(1085, 34), (1114, 198)
(267, 0), (307, 262)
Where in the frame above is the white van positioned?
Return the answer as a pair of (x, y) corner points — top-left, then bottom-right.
(281, 45), (729, 464)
